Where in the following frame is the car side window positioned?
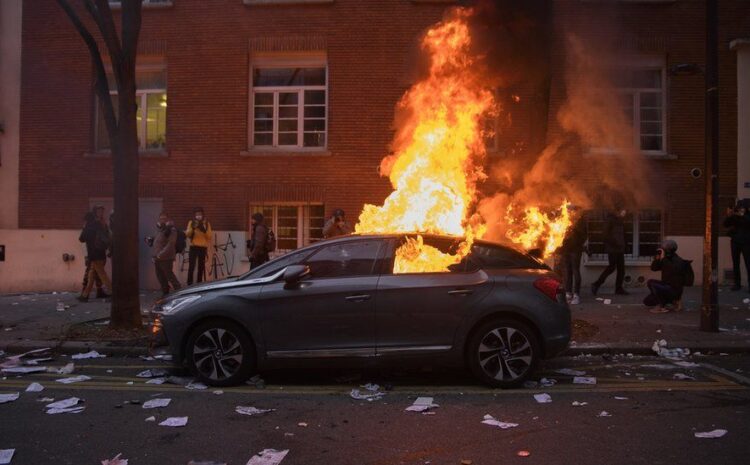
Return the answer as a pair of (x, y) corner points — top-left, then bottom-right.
(304, 241), (382, 279)
(470, 243), (546, 269)
(242, 249), (312, 279)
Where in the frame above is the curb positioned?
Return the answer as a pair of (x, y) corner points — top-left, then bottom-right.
(0, 339), (151, 357)
(562, 342), (750, 356)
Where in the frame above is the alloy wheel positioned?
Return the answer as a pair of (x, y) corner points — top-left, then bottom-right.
(477, 326), (533, 381)
(191, 328), (244, 381)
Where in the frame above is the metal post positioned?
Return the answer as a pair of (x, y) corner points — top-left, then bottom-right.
(701, 0), (719, 332)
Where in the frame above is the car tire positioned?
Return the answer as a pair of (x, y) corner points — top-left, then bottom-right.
(467, 318), (540, 388)
(185, 319), (255, 387)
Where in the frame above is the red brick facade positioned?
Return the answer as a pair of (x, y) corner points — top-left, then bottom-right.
(17, 0), (748, 240)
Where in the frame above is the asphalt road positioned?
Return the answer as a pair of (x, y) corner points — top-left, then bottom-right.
(1, 354), (749, 465)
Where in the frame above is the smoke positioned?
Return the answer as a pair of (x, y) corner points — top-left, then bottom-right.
(466, 2), (659, 247)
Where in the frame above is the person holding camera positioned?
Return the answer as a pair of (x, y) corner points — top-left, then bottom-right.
(185, 207), (212, 285)
(149, 212), (182, 297)
(723, 202), (750, 292)
(323, 208), (352, 239)
(645, 240), (691, 313)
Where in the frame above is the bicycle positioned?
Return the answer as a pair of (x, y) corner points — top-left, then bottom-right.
(209, 233), (237, 280)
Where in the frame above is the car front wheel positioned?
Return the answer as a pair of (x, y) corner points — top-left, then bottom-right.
(185, 319), (255, 386)
(467, 318), (540, 388)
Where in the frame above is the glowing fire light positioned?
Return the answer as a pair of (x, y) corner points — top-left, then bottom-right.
(505, 201), (572, 258)
(355, 8), (495, 273)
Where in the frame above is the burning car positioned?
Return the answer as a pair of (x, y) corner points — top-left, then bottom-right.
(153, 233), (570, 388)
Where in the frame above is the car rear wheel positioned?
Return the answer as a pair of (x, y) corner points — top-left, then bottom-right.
(467, 318), (540, 388)
(185, 319), (255, 387)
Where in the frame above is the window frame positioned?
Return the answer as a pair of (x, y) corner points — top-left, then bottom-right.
(586, 208), (664, 263)
(248, 203), (326, 256)
(301, 239), (384, 280)
(248, 54), (328, 152)
(95, 63), (167, 153)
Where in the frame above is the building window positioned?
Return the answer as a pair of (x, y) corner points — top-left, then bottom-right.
(586, 209), (662, 261)
(96, 65), (167, 152)
(250, 61), (327, 150)
(249, 204), (325, 254)
(612, 62), (666, 154)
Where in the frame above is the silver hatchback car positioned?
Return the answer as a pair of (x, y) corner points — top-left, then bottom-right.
(154, 234), (570, 388)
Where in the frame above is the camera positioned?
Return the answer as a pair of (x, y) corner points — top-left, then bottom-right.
(145, 236), (154, 247)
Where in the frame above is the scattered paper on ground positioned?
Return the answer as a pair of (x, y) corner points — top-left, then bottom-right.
(405, 397), (439, 412)
(159, 416), (188, 427)
(0, 392), (20, 404)
(142, 398), (171, 409)
(533, 393), (552, 404)
(673, 373), (695, 380)
(186, 382), (208, 390)
(598, 411), (611, 417)
(100, 453), (128, 465)
(245, 449), (289, 465)
(46, 397), (81, 409)
(481, 414), (519, 429)
(235, 406), (275, 416)
(0, 449), (15, 465)
(137, 369), (169, 379)
(52, 363), (75, 375)
(1, 367), (47, 375)
(55, 375), (91, 384)
(674, 361), (700, 368)
(556, 368), (586, 376)
(361, 383), (380, 392)
(350, 389), (385, 401)
(614, 396), (629, 400)
(652, 339), (690, 358)
(25, 382), (44, 392)
(573, 376), (597, 385)
(146, 378), (166, 385)
(145, 416), (156, 422)
(694, 429), (727, 438)
(571, 401), (588, 406)
(72, 350), (106, 360)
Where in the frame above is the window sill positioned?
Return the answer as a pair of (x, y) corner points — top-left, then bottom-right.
(241, 148), (331, 157)
(109, 1), (174, 9)
(84, 149), (169, 158)
(243, 0), (334, 5)
(585, 148), (677, 160)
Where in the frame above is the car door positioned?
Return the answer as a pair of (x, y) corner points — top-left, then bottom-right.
(375, 236), (493, 354)
(259, 238), (386, 358)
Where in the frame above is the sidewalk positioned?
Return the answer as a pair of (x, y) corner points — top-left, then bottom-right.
(1, 286), (749, 356)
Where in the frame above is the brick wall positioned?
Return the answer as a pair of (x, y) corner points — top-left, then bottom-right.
(18, 0), (748, 238)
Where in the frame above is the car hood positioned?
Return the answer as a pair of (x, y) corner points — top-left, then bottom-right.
(167, 269), (286, 298)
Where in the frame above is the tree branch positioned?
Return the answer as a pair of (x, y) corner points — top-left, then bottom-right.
(120, 0), (143, 69)
(56, 0), (117, 139)
(87, 0), (125, 92)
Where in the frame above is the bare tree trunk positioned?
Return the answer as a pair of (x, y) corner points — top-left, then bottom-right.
(57, 0), (143, 328)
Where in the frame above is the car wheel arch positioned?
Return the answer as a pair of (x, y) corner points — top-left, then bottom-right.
(179, 316), (259, 366)
(463, 310), (546, 361)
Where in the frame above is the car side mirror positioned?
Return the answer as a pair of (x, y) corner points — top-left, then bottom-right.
(283, 265), (310, 289)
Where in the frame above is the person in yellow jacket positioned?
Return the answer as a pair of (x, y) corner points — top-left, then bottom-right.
(185, 207), (212, 285)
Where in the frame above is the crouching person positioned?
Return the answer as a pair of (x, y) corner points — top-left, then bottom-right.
(152, 212), (182, 297)
(644, 239), (692, 314)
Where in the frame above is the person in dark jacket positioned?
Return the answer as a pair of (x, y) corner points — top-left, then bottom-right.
(560, 208), (587, 305)
(248, 212), (270, 269)
(591, 208), (628, 296)
(150, 212), (182, 297)
(79, 211), (105, 298)
(323, 209), (353, 239)
(645, 239), (690, 313)
(723, 203), (750, 291)
(77, 205), (112, 302)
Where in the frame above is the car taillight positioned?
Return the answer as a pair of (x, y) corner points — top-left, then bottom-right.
(534, 277), (563, 302)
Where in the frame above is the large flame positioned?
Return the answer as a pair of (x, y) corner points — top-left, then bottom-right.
(355, 8), (495, 273)
(505, 201), (572, 258)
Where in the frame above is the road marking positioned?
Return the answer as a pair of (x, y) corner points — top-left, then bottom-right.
(699, 363), (750, 386)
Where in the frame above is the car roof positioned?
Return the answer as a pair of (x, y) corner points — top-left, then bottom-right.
(327, 233), (529, 254)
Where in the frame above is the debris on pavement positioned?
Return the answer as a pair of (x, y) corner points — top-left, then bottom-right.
(137, 369), (169, 378)
(1, 367), (47, 375)
(597, 411), (611, 417)
(0, 392), (20, 404)
(361, 383), (380, 392)
(25, 382), (44, 392)
(571, 401), (588, 406)
(213, 390), (224, 395)
(55, 375), (91, 384)
(245, 448), (289, 465)
(145, 416), (156, 422)
(603, 299), (612, 305)
(145, 378), (167, 385)
(573, 376), (597, 385)
(142, 398), (171, 409)
(533, 393), (552, 404)
(0, 449), (15, 465)
(405, 397), (439, 412)
(350, 388), (385, 401)
(37, 397), (54, 403)
(673, 373), (695, 380)
(614, 396), (629, 400)
(158, 416), (188, 427)
(517, 450), (531, 458)
(235, 406), (275, 416)
(673, 361), (700, 368)
(186, 381), (208, 390)
(100, 453), (128, 465)
(71, 350), (106, 360)
(247, 375), (266, 389)
(556, 368), (586, 376)
(45, 397), (85, 414)
(481, 414), (519, 429)
(0, 348), (51, 369)
(51, 363), (75, 375)
(23, 357), (53, 366)
(297, 422), (308, 427)
(652, 339), (690, 358)
(539, 378), (557, 387)
(694, 429), (727, 438)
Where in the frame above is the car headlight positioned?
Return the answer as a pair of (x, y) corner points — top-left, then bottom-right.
(158, 295), (201, 315)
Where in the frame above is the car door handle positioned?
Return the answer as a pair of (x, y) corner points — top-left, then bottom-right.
(448, 289), (474, 296)
(345, 294), (371, 302)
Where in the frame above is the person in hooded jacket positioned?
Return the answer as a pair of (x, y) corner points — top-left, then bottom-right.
(186, 207), (212, 285)
(560, 207), (587, 305)
(151, 212), (182, 297)
(645, 239), (690, 313)
(723, 202), (750, 291)
(77, 205), (112, 302)
(248, 212), (270, 269)
(323, 209), (352, 239)
(591, 208), (628, 296)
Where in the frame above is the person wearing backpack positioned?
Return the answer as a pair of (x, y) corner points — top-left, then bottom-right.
(77, 205), (112, 302)
(247, 212), (271, 270)
(644, 239), (691, 314)
(185, 207), (212, 285)
(151, 212), (182, 297)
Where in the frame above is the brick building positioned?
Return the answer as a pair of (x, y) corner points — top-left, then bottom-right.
(0, 0), (748, 292)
